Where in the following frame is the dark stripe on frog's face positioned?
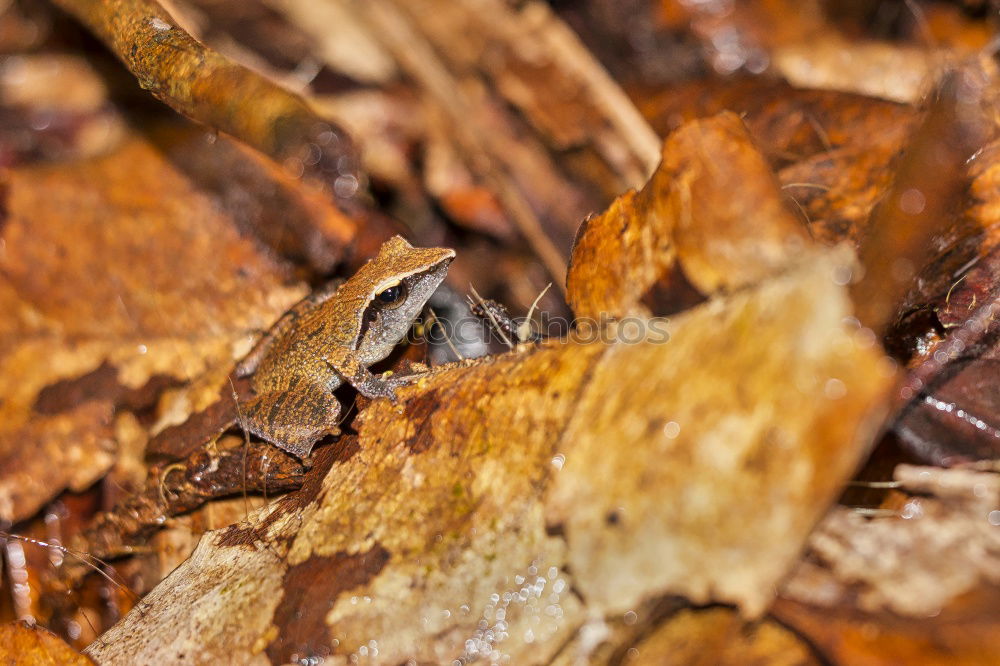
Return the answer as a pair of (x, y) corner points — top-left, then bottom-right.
(355, 258), (452, 362)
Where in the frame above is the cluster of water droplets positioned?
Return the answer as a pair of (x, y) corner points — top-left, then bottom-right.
(456, 561), (568, 664)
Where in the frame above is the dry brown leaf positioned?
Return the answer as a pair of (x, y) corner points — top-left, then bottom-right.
(773, 582), (1000, 666)
(0, 133), (306, 521)
(86, 247), (893, 663)
(567, 110), (810, 319)
(625, 607), (819, 666)
(783, 464), (1000, 617)
(773, 36), (946, 103)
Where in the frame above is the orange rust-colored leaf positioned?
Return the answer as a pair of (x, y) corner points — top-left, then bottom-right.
(567, 111), (810, 319)
(627, 607), (820, 666)
(0, 621), (93, 665)
(0, 133), (306, 521)
(772, 587), (1000, 666)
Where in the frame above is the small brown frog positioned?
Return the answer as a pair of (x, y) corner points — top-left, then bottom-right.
(236, 236), (455, 458)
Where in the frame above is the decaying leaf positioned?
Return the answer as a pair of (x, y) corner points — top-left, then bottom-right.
(0, 133), (307, 522)
(784, 464), (1000, 617)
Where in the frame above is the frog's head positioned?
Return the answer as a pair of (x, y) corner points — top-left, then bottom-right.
(353, 236), (454, 364)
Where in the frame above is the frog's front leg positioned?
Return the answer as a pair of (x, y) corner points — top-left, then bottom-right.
(327, 351), (424, 403)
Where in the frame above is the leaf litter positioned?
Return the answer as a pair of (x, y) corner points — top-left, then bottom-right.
(3, 1), (1000, 664)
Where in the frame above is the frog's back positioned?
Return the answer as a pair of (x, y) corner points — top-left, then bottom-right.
(251, 297), (358, 394)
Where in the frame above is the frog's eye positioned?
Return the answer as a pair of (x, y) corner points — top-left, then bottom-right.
(376, 283), (407, 308)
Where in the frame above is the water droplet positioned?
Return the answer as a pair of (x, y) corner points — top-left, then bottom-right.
(824, 378), (847, 400)
(663, 421), (680, 438)
(832, 264), (853, 286)
(334, 174), (359, 198)
(901, 500), (922, 520)
(284, 157), (305, 179)
(899, 188), (926, 215)
(304, 143), (322, 166)
(148, 17), (172, 31)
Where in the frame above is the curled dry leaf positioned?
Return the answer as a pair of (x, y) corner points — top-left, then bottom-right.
(86, 247), (893, 663)
(638, 78), (916, 169)
(0, 133), (307, 522)
(639, 78), (918, 245)
(567, 110), (810, 319)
